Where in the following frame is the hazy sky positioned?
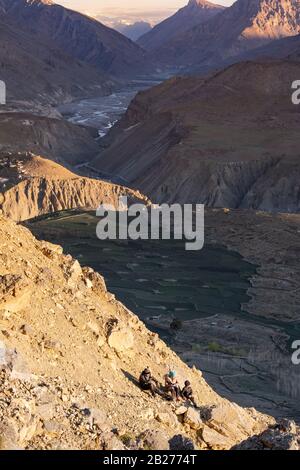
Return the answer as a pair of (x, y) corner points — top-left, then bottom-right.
(56, 1), (234, 26)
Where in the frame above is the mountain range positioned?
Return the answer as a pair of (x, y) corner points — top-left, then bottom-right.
(93, 59), (300, 212)
(0, 0), (153, 78)
(149, 0), (300, 71)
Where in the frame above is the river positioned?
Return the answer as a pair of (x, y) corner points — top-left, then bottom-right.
(58, 80), (161, 138)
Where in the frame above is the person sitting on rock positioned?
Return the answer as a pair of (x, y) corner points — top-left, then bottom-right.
(181, 380), (197, 407)
(139, 367), (160, 397)
(164, 370), (181, 401)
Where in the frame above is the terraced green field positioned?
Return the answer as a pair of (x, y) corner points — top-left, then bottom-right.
(28, 210), (256, 324)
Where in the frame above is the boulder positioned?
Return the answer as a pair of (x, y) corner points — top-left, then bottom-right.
(90, 408), (109, 430)
(101, 432), (125, 450)
(261, 431), (299, 450)
(82, 267), (107, 294)
(36, 403), (56, 421)
(108, 328), (134, 353)
(201, 425), (235, 450)
(0, 274), (32, 313)
(278, 419), (297, 435)
(138, 429), (170, 450)
(40, 241), (63, 258)
(66, 260), (82, 288)
(0, 340), (30, 379)
(232, 422), (300, 451)
(175, 406), (188, 416)
(183, 407), (202, 430)
(156, 412), (178, 429)
(0, 419), (19, 450)
(205, 403), (257, 441)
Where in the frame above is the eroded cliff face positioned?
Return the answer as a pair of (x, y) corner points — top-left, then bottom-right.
(0, 177), (150, 222)
(0, 214), (290, 451)
(0, 153), (151, 222)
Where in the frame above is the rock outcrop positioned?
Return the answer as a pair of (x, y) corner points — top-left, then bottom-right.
(0, 153), (151, 222)
(232, 419), (300, 450)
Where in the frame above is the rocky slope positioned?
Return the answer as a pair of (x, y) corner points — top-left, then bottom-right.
(0, 152), (151, 222)
(0, 0), (154, 79)
(1, 214), (299, 450)
(137, 0), (225, 53)
(151, 0), (300, 70)
(0, 16), (114, 111)
(93, 60), (300, 212)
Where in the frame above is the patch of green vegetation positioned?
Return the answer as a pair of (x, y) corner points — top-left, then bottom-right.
(207, 341), (247, 357)
(207, 341), (223, 353)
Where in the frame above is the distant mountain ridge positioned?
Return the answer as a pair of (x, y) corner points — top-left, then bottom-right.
(151, 0), (300, 70)
(116, 21), (152, 41)
(138, 0), (225, 52)
(0, 0), (154, 78)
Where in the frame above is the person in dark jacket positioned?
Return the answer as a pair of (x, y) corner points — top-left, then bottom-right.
(139, 368), (160, 397)
(181, 380), (197, 406)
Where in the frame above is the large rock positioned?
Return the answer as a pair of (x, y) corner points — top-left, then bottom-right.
(261, 431), (299, 450)
(0, 419), (19, 450)
(138, 429), (170, 451)
(40, 240), (63, 258)
(206, 403), (258, 440)
(108, 328), (134, 353)
(66, 260), (82, 289)
(0, 340), (30, 380)
(82, 267), (107, 294)
(232, 420), (300, 451)
(156, 412), (179, 429)
(0, 274), (32, 313)
(183, 407), (202, 430)
(100, 432), (125, 450)
(201, 425), (235, 450)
